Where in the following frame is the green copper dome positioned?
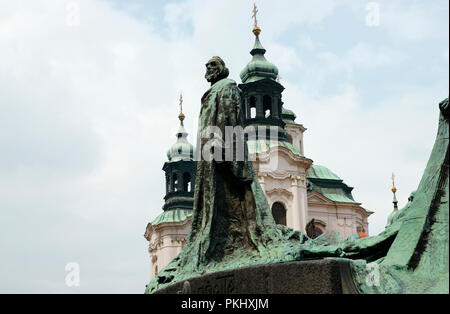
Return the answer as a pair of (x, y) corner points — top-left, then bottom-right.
(167, 123), (194, 162)
(282, 107), (297, 124)
(307, 165), (342, 181)
(151, 208), (193, 227)
(240, 35), (278, 83)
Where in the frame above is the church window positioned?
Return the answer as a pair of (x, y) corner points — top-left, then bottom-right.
(306, 219), (325, 239)
(172, 174), (178, 192)
(166, 175), (170, 193)
(271, 202), (287, 226)
(183, 172), (191, 192)
(263, 95), (272, 118)
(287, 134), (293, 144)
(250, 96), (256, 118)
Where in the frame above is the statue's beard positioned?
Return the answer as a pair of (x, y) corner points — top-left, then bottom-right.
(205, 67), (223, 83)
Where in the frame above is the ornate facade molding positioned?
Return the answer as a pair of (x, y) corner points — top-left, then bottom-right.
(266, 188), (293, 200)
(171, 236), (187, 245)
(255, 145), (313, 167)
(290, 174), (307, 188)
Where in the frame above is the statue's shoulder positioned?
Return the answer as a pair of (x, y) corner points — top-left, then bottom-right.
(213, 78), (238, 90)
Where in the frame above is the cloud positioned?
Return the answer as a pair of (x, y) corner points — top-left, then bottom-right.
(318, 42), (407, 76)
(380, 0), (449, 42)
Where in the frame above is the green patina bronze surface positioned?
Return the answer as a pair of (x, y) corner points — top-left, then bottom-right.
(145, 66), (449, 294)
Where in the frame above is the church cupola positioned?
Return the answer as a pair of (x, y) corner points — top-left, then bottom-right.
(238, 5), (288, 142)
(162, 95), (196, 212)
(239, 33), (279, 83)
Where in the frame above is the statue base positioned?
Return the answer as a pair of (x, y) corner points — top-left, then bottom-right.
(154, 259), (359, 294)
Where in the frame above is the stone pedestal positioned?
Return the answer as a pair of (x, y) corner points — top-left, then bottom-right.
(154, 259), (359, 294)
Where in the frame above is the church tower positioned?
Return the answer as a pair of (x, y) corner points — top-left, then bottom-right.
(240, 7), (313, 232)
(163, 95), (196, 212)
(239, 12), (288, 142)
(144, 95), (195, 281)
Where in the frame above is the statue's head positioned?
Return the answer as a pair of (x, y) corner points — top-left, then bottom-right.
(205, 56), (229, 85)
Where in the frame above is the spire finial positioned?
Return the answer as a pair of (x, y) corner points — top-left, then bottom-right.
(391, 172), (398, 210)
(252, 3), (261, 36)
(178, 93), (185, 124)
(391, 172), (397, 193)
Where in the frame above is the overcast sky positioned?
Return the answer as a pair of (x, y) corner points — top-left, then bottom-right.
(0, 0), (448, 293)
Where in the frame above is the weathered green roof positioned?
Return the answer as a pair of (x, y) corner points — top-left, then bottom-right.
(311, 185), (358, 204)
(240, 35), (278, 83)
(307, 165), (341, 180)
(151, 209), (193, 227)
(167, 123), (194, 162)
(307, 165), (364, 205)
(247, 139), (303, 157)
(282, 107), (297, 124)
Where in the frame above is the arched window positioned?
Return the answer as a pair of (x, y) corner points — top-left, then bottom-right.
(183, 172), (191, 192)
(166, 174), (170, 193)
(172, 173), (178, 192)
(263, 95), (272, 118)
(287, 134), (293, 144)
(154, 265), (158, 276)
(249, 96), (256, 119)
(271, 202), (287, 226)
(306, 219), (325, 239)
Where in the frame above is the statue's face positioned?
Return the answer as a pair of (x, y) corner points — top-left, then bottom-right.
(205, 58), (223, 83)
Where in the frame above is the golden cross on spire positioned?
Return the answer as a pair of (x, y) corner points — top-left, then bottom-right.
(179, 93), (183, 113)
(252, 3), (261, 36)
(252, 3), (258, 28)
(178, 93), (185, 123)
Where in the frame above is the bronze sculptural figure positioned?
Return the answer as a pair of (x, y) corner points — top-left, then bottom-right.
(145, 57), (449, 294)
(145, 57), (295, 293)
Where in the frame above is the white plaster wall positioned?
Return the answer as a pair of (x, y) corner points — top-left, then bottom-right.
(148, 222), (191, 281)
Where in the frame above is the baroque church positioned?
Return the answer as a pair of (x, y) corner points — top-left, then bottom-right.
(144, 23), (372, 281)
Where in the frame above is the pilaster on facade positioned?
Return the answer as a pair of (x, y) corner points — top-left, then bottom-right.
(285, 123), (307, 155)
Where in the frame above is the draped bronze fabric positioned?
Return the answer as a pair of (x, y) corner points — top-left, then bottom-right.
(179, 78), (287, 269)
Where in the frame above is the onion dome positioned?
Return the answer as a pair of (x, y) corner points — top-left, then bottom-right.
(282, 107), (297, 124)
(240, 26), (279, 83)
(167, 104), (194, 162)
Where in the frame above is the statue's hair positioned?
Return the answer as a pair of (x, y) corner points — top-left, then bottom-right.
(211, 56), (229, 79)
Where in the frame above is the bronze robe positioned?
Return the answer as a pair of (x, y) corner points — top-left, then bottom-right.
(179, 78), (287, 269)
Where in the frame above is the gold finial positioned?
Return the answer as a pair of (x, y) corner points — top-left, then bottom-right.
(178, 93), (185, 122)
(391, 173), (397, 194)
(252, 3), (261, 36)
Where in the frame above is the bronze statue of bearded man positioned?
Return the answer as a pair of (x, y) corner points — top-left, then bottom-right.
(145, 57), (297, 293)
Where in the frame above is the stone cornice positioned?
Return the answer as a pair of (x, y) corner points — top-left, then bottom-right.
(266, 188), (293, 200)
(266, 170), (292, 180)
(285, 123), (307, 133)
(255, 145), (313, 167)
(145, 216), (193, 241)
